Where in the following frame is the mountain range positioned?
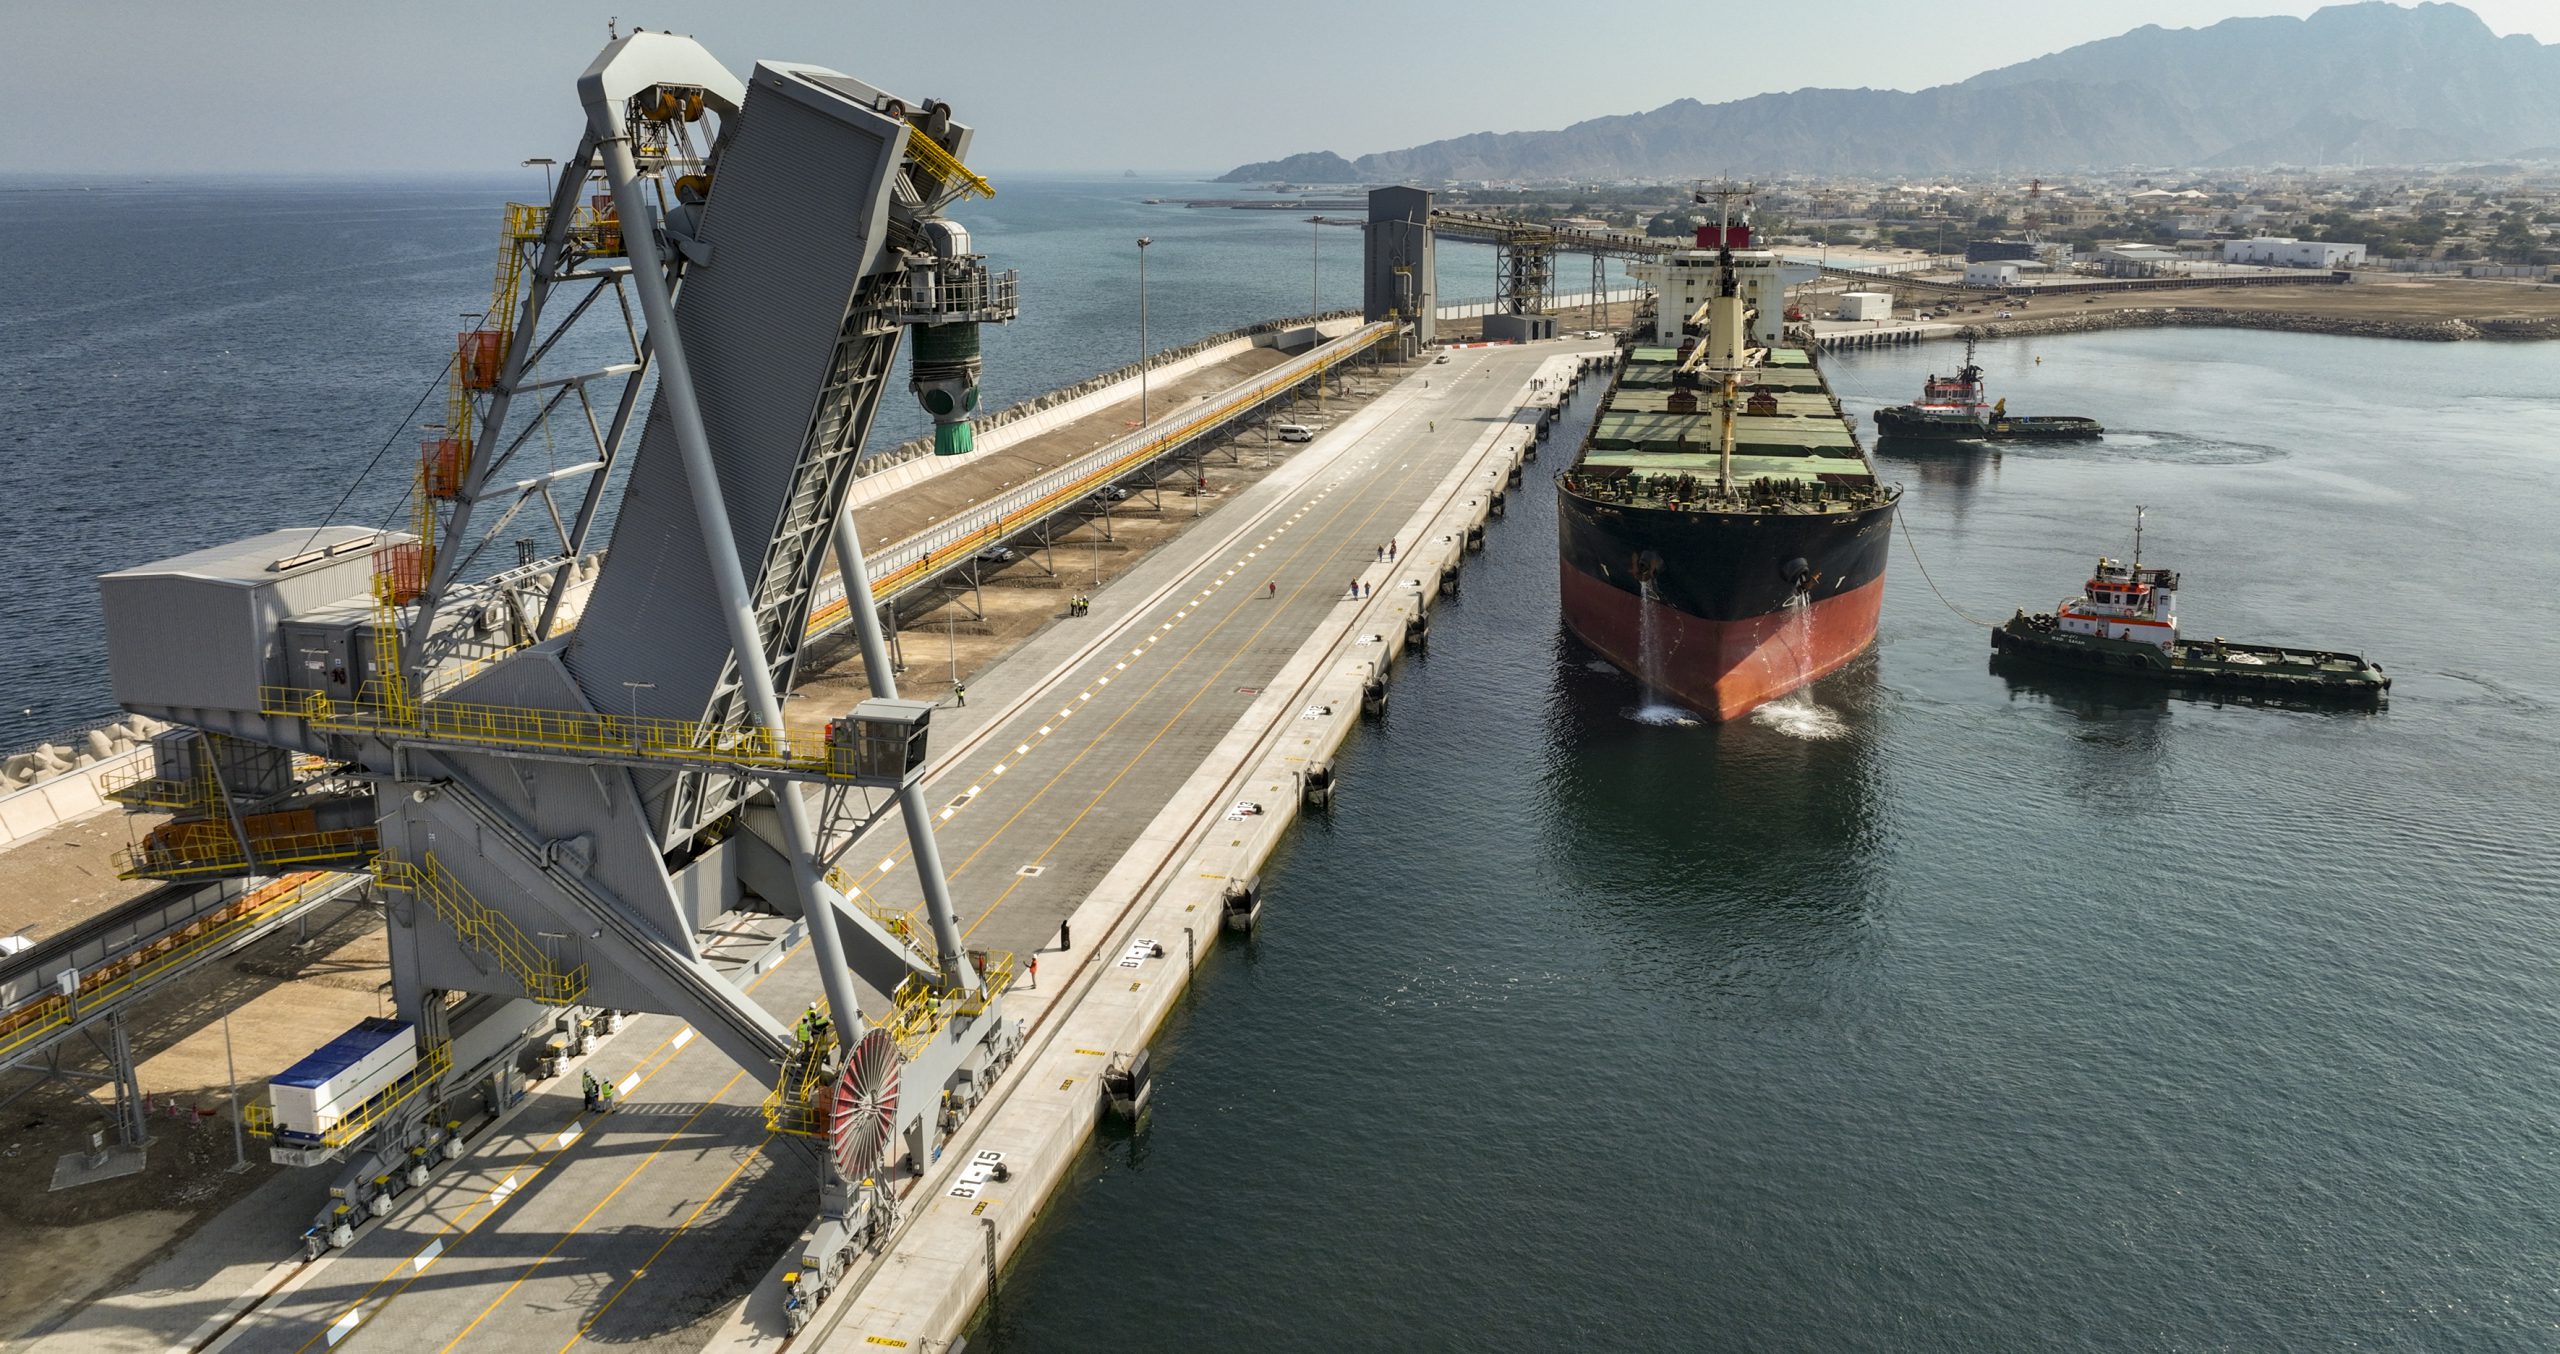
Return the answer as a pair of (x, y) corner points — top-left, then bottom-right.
(1218, 3), (2560, 181)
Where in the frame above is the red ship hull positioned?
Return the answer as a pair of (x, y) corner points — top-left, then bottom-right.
(1559, 563), (1883, 722)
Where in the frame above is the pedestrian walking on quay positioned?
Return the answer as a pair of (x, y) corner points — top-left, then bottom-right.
(581, 1070), (599, 1112)
(1267, 581), (1276, 599)
(953, 681), (968, 707)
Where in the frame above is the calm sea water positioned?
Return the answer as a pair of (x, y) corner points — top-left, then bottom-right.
(0, 173), (1534, 751)
(12, 178), (2560, 1349)
(978, 330), (2560, 1349)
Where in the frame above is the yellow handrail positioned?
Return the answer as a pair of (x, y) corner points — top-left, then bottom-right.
(0, 873), (337, 1065)
(378, 854), (588, 1004)
(902, 129), (993, 200)
(757, 950), (1018, 1138)
(117, 827), (379, 881)
(244, 1040), (453, 1148)
(257, 685), (845, 780)
(854, 323), (1395, 607)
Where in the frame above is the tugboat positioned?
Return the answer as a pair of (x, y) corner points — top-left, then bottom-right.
(1991, 508), (2388, 701)
(1874, 335), (2102, 442)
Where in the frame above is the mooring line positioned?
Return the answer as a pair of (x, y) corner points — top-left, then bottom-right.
(1893, 509), (1996, 629)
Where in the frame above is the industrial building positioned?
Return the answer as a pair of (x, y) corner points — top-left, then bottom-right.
(2221, 237), (2366, 269)
(1836, 291), (1893, 322)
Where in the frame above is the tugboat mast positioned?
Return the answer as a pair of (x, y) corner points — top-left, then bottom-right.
(2132, 503), (2146, 574)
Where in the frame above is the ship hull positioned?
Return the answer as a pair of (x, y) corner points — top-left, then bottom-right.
(1873, 407), (1988, 441)
(1555, 492), (1894, 721)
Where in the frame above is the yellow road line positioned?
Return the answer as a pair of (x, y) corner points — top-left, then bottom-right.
(553, 1135), (773, 1353)
(434, 1068), (753, 1351)
(823, 445), (1379, 911)
(960, 469), (1417, 938)
(530, 419), (1436, 1347)
(304, 948), (809, 1351)
(286, 1029), (699, 1354)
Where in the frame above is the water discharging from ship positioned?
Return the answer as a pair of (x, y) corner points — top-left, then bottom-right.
(1752, 592), (1846, 739)
(1630, 580), (1696, 726)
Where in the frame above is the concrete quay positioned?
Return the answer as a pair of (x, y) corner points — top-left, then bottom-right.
(772, 342), (1601, 1352)
(24, 337), (1594, 1354)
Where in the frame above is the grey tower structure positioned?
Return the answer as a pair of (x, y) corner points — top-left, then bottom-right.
(1364, 186), (1436, 350)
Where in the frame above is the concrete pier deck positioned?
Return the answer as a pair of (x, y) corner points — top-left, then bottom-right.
(30, 336), (1597, 1354)
(784, 341), (1596, 1351)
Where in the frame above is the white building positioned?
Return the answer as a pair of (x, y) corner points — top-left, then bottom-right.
(2220, 237), (2366, 268)
(1836, 291), (1892, 322)
(1963, 260), (2021, 288)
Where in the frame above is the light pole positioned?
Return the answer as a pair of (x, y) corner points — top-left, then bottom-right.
(1307, 214), (1323, 314)
(1136, 237), (1153, 428)
(621, 680), (655, 748)
(524, 157), (557, 200)
(221, 1011), (248, 1172)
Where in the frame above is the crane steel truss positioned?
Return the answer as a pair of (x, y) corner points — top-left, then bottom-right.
(95, 32), (1022, 1259)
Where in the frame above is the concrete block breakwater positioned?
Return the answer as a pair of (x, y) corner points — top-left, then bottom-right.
(0, 714), (168, 854)
(2, 714), (163, 792)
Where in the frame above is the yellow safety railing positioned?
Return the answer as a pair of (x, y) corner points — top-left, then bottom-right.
(0, 873), (337, 1066)
(117, 827), (378, 881)
(756, 951), (1017, 1138)
(101, 760), (219, 812)
(901, 129), (993, 200)
(883, 951), (1017, 1059)
(824, 866), (931, 961)
(244, 1039), (453, 1149)
(849, 323), (1397, 611)
(256, 684), (853, 782)
(377, 854), (588, 1005)
(760, 1036), (843, 1138)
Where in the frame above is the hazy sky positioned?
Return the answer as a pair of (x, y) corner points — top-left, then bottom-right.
(7, 1), (2555, 176)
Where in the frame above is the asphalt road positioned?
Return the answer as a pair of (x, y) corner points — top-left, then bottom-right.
(213, 340), (1572, 1354)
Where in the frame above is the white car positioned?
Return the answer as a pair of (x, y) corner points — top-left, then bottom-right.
(1274, 423), (1314, 443)
(1434, 354), (1451, 364)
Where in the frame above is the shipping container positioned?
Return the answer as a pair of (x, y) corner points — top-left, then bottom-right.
(269, 1017), (418, 1142)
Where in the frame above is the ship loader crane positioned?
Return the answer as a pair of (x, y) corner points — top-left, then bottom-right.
(95, 33), (1019, 1312)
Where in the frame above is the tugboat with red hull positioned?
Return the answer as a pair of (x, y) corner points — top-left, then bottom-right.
(1556, 186), (1899, 722)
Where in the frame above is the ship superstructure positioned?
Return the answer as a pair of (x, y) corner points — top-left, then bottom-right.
(1555, 186), (1898, 720)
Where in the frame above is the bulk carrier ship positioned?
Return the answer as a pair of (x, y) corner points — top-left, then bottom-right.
(1556, 189), (1899, 721)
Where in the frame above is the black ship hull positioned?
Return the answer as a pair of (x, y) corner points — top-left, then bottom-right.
(1555, 488), (1896, 720)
